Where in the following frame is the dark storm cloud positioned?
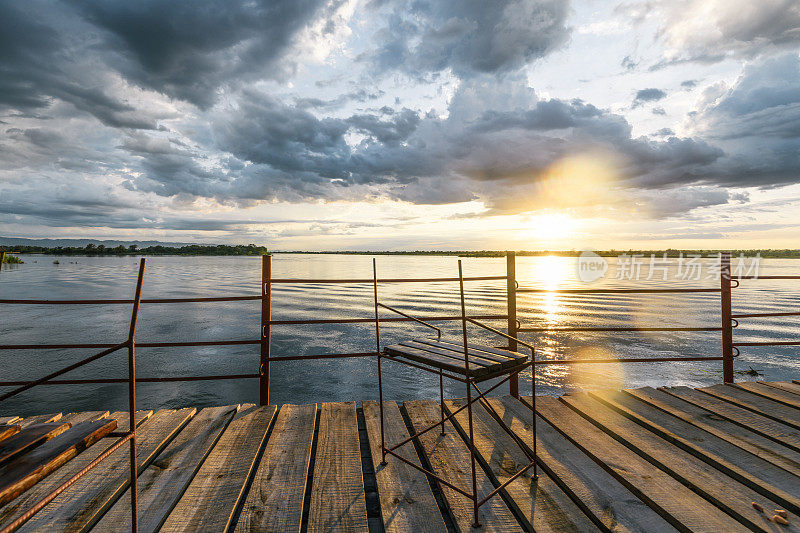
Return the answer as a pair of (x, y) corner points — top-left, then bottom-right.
(0, 1), (161, 129)
(632, 88), (666, 107)
(688, 53), (800, 188)
(366, 0), (571, 77)
(72, 0), (332, 108)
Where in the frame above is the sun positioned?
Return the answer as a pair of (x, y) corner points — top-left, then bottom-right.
(523, 213), (577, 241)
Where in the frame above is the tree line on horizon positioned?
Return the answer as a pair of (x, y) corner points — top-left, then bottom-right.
(2, 243), (270, 256)
(1, 244), (799, 258)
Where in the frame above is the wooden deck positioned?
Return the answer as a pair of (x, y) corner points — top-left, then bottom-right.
(2, 380), (800, 532)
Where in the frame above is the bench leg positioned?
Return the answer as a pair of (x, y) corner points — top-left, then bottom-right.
(439, 369), (446, 435)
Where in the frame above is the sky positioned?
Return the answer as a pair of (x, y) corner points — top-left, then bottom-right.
(1, 0), (799, 250)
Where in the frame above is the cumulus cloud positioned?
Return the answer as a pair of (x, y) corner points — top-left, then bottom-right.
(366, 0), (571, 77)
(639, 0), (800, 67)
(632, 88), (667, 107)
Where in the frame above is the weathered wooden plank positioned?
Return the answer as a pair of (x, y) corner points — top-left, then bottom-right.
(434, 338), (526, 360)
(663, 385), (800, 453)
(93, 405), (238, 532)
(444, 398), (599, 533)
(362, 400), (444, 533)
(765, 381), (800, 397)
(700, 384), (800, 430)
(58, 412), (110, 426)
(0, 411), (151, 531)
(162, 404), (276, 533)
(385, 345), (480, 376)
(0, 422), (72, 465)
(567, 391), (800, 529)
(625, 387), (800, 478)
(494, 396), (675, 533)
(308, 402), (368, 533)
(410, 339), (518, 365)
(17, 408), (195, 533)
(235, 404), (316, 532)
(735, 381), (800, 410)
(525, 396), (746, 532)
(399, 341), (493, 368)
(404, 399), (521, 532)
(0, 425), (21, 443)
(0, 419), (117, 508)
(18, 413), (62, 429)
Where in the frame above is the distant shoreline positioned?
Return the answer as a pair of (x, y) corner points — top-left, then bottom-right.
(3, 245), (800, 259)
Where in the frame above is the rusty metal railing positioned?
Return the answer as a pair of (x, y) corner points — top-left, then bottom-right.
(729, 270), (800, 365)
(0, 258), (145, 533)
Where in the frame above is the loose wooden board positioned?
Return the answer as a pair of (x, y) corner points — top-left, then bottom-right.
(18, 413), (62, 429)
(404, 399), (521, 532)
(362, 400), (444, 533)
(0, 411), (152, 531)
(0, 422), (72, 465)
(0, 425), (20, 444)
(159, 404), (277, 533)
(307, 402), (368, 533)
(233, 403), (316, 532)
(444, 398), (599, 533)
(92, 405), (237, 532)
(0, 419), (117, 508)
(16, 408), (195, 533)
(525, 396), (746, 532)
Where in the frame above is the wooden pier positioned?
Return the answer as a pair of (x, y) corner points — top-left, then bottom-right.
(1, 380), (800, 532)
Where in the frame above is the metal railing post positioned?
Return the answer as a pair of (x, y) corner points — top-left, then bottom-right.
(721, 252), (734, 383)
(127, 258), (145, 533)
(506, 251), (519, 397)
(260, 255), (272, 406)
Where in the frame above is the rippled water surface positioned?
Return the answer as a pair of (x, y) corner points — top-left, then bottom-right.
(1, 254), (798, 415)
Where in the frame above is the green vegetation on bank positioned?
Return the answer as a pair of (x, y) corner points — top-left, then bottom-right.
(3, 243), (269, 256)
(1, 254), (24, 264)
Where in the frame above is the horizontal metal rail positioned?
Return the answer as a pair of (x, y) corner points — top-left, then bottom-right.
(517, 288), (721, 294)
(736, 276), (800, 280)
(0, 296), (260, 305)
(733, 341), (800, 347)
(267, 314), (507, 326)
(533, 356), (723, 364)
(0, 340), (261, 350)
(518, 326), (722, 332)
(0, 374), (261, 386)
(269, 275), (508, 284)
(732, 311), (800, 318)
